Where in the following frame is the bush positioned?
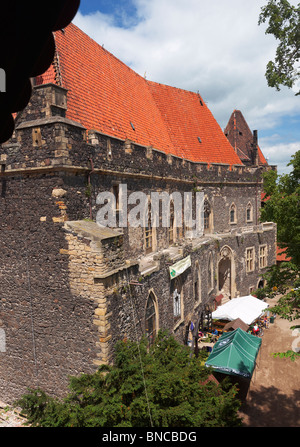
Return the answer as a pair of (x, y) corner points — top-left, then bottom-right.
(16, 331), (242, 427)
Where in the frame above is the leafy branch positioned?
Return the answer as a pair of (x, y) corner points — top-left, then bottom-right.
(259, 0), (300, 94)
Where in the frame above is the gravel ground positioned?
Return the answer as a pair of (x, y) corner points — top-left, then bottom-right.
(0, 401), (29, 427)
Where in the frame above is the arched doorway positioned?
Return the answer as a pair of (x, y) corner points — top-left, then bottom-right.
(218, 257), (231, 297)
(257, 278), (265, 289)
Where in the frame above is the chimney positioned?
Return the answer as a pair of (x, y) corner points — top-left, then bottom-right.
(252, 130), (258, 166)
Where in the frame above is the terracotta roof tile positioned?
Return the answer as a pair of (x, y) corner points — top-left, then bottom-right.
(277, 247), (291, 262)
(39, 24), (242, 165)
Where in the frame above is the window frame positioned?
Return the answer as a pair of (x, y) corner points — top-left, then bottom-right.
(246, 247), (255, 273)
(259, 244), (267, 269)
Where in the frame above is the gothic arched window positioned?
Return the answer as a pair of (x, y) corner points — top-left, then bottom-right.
(230, 203), (237, 224)
(208, 253), (214, 292)
(145, 292), (157, 347)
(246, 202), (253, 222)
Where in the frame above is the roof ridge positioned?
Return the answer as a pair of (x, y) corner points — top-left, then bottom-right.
(53, 47), (63, 86)
(147, 78), (202, 97)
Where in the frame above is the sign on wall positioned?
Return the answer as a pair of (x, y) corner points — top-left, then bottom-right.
(169, 255), (191, 280)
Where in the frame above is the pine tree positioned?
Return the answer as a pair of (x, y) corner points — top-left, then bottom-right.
(16, 331), (242, 427)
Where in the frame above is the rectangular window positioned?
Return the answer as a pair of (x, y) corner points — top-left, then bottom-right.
(259, 245), (267, 269)
(246, 248), (254, 272)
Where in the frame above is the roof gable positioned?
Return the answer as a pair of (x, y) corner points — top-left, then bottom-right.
(224, 110), (267, 165)
(36, 23), (242, 166)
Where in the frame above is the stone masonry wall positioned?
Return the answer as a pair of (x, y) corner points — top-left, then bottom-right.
(102, 225), (276, 356)
(0, 174), (101, 402)
(0, 83), (277, 402)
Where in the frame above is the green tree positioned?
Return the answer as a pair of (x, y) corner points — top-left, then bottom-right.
(16, 331), (242, 427)
(261, 151), (300, 265)
(259, 0), (300, 95)
(258, 152), (300, 359)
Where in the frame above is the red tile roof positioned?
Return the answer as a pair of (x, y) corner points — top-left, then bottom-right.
(37, 23), (242, 166)
(147, 81), (242, 164)
(261, 192), (270, 202)
(276, 247), (291, 262)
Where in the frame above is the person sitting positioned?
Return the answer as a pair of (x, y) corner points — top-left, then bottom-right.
(198, 331), (204, 340)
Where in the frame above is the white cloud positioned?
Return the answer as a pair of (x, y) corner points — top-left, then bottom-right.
(74, 0), (300, 168)
(260, 141), (300, 175)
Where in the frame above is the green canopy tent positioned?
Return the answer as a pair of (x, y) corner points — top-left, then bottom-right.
(205, 327), (262, 379)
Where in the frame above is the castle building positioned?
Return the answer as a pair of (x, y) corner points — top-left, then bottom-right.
(0, 24), (276, 401)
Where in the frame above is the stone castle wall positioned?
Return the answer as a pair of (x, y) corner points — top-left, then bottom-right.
(0, 84), (277, 402)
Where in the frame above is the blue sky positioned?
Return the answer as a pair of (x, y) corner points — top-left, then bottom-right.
(74, 0), (300, 175)
(79, 0), (139, 27)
